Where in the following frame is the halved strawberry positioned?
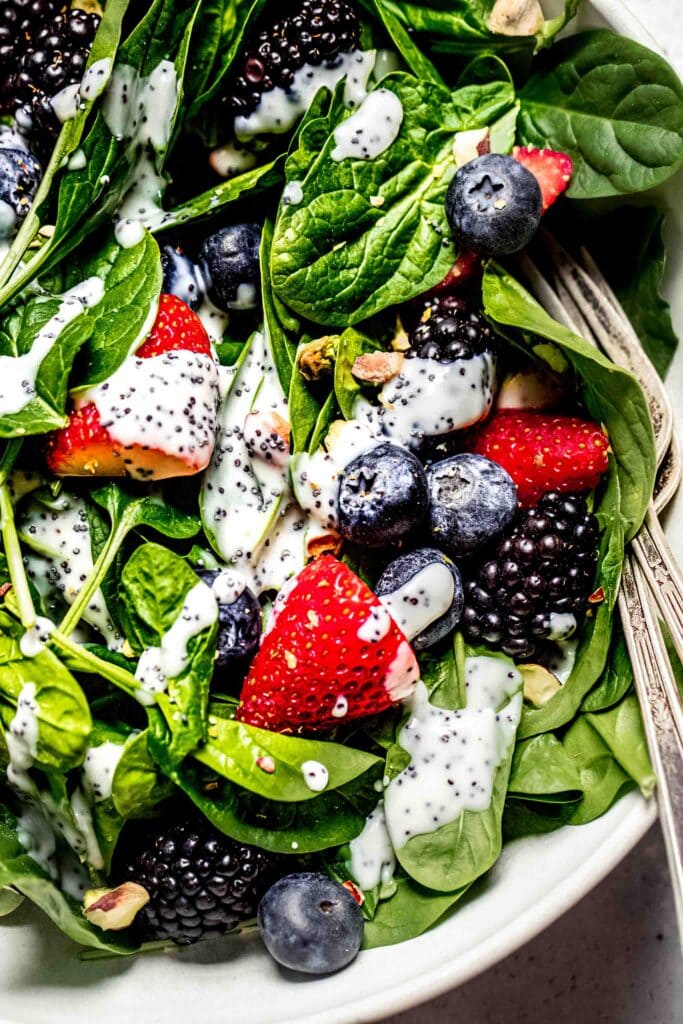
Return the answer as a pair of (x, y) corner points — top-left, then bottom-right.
(432, 250), (483, 293)
(46, 294), (219, 480)
(237, 555), (419, 733)
(512, 146), (573, 211)
(468, 410), (610, 506)
(135, 293), (212, 358)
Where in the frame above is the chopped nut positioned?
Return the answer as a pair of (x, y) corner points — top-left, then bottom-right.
(284, 650), (298, 669)
(342, 880), (364, 905)
(487, 0), (544, 36)
(256, 755), (276, 774)
(520, 663), (562, 708)
(588, 587), (606, 605)
(307, 610), (320, 628)
(296, 335), (340, 382)
(72, 0), (104, 13)
(390, 315), (411, 352)
(306, 529), (343, 559)
(121, 639), (135, 659)
(352, 351), (404, 385)
(453, 127), (491, 167)
(370, 195), (385, 208)
(496, 366), (569, 412)
(83, 883), (149, 931)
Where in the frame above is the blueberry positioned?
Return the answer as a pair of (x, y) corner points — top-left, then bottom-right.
(338, 443), (429, 548)
(0, 147), (42, 225)
(427, 453), (518, 556)
(199, 223), (261, 312)
(197, 569), (261, 672)
(160, 245), (203, 311)
(376, 547), (464, 650)
(258, 872), (364, 975)
(445, 154), (542, 256)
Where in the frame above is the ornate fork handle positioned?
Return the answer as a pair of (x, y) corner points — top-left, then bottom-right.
(620, 556), (683, 933)
(634, 510), (683, 669)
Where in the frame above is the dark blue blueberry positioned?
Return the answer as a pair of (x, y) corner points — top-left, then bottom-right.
(375, 547), (464, 650)
(338, 442), (428, 548)
(199, 223), (261, 312)
(445, 154), (542, 256)
(258, 872), (364, 975)
(0, 147), (42, 223)
(160, 245), (203, 311)
(197, 570), (261, 672)
(427, 453), (518, 556)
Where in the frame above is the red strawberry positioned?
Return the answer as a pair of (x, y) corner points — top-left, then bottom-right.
(433, 250), (483, 293)
(512, 146), (573, 211)
(237, 555), (419, 733)
(46, 294), (218, 480)
(135, 293), (212, 358)
(469, 411), (610, 506)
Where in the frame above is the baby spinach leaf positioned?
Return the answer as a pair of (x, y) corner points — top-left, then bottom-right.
(271, 74), (461, 327)
(0, 804), (136, 954)
(585, 693), (654, 796)
(183, 0), (269, 121)
(393, 679), (522, 893)
(508, 734), (582, 804)
(157, 158), (283, 231)
(66, 232), (162, 389)
(518, 30), (683, 198)
(502, 797), (575, 840)
(0, 610), (91, 773)
(261, 219), (297, 393)
(308, 391), (340, 453)
(172, 760), (380, 854)
(562, 717), (635, 826)
(362, 874), (468, 949)
(119, 543), (217, 764)
(58, 483), (199, 639)
(361, 0), (444, 85)
(195, 715), (380, 801)
(111, 730), (174, 819)
(581, 628), (633, 713)
(482, 262), (656, 540)
(0, 293), (94, 438)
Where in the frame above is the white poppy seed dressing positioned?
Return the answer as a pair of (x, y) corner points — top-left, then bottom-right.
(380, 562), (455, 641)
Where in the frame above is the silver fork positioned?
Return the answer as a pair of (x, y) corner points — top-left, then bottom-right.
(518, 244), (683, 944)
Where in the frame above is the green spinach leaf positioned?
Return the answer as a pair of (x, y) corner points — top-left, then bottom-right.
(362, 874), (467, 949)
(334, 327), (382, 420)
(195, 714), (381, 801)
(507, 734), (582, 803)
(119, 543), (217, 764)
(518, 30), (683, 198)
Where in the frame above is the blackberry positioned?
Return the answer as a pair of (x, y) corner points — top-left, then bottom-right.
(461, 492), (600, 660)
(3, 3), (100, 151)
(118, 818), (282, 946)
(224, 0), (361, 117)
(0, 0), (55, 111)
(409, 295), (496, 363)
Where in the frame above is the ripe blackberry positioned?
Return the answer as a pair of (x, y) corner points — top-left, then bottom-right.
(224, 0), (361, 117)
(118, 818), (282, 946)
(4, 3), (100, 150)
(409, 295), (496, 363)
(0, 0), (53, 111)
(461, 492), (600, 660)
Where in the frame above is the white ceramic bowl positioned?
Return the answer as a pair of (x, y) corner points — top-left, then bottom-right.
(1, 3), (681, 1022)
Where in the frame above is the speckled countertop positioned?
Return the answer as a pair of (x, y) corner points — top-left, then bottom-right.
(381, 5), (683, 1022)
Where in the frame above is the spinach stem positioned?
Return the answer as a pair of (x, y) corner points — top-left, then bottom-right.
(58, 519), (128, 638)
(50, 628), (139, 698)
(0, 484), (35, 629)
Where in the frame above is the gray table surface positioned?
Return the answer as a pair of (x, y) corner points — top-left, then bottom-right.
(380, 4), (683, 1022)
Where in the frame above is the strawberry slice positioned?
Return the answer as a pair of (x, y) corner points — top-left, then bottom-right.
(135, 293), (212, 358)
(468, 410), (609, 506)
(433, 250), (483, 293)
(237, 555), (419, 733)
(46, 294), (219, 480)
(512, 146), (573, 211)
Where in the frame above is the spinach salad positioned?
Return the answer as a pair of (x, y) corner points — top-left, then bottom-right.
(0, 0), (681, 971)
